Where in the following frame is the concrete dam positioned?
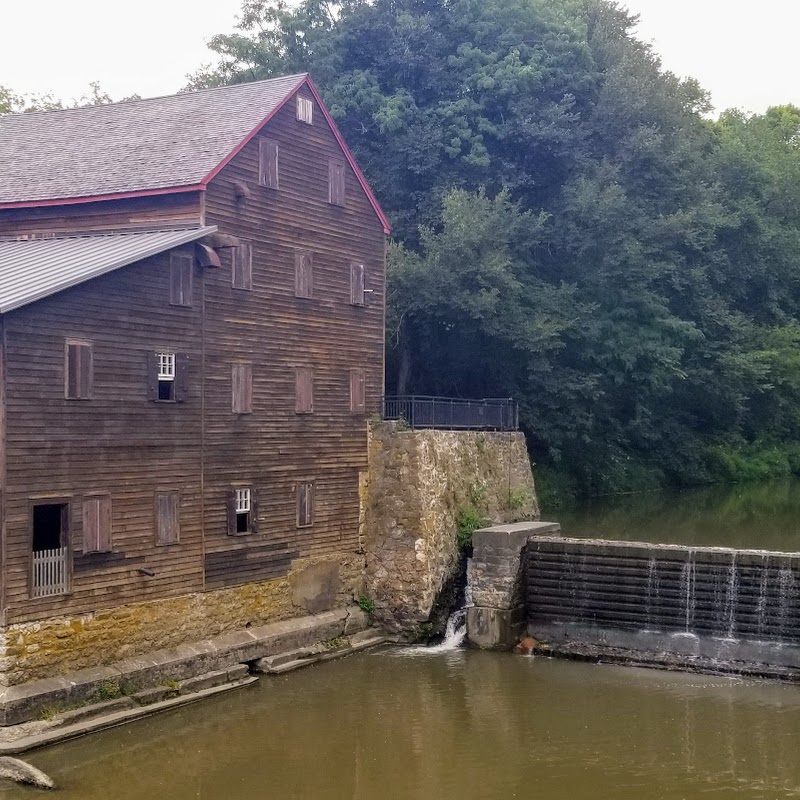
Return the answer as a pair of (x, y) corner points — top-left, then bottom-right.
(468, 527), (800, 678)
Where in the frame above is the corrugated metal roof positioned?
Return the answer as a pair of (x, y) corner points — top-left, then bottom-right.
(0, 74), (307, 205)
(0, 227), (216, 313)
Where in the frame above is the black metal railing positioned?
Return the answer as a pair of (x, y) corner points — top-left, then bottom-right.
(382, 395), (519, 431)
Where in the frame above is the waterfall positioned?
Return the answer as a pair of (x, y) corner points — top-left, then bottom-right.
(755, 555), (770, 639)
(645, 557), (659, 630)
(724, 553), (739, 641)
(778, 567), (796, 640)
(679, 553), (696, 635)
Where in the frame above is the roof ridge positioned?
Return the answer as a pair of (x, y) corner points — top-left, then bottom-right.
(0, 74), (309, 121)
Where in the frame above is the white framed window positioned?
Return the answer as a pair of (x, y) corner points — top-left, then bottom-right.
(235, 488), (251, 514)
(297, 95), (313, 124)
(230, 487), (255, 535)
(157, 352), (176, 401)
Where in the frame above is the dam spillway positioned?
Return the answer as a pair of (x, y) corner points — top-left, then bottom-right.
(466, 533), (800, 677)
(523, 538), (800, 675)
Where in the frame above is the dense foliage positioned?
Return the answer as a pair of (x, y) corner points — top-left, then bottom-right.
(192, 0), (800, 499)
(12, 0), (800, 501)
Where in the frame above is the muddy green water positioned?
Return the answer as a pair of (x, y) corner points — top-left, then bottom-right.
(559, 479), (800, 551)
(13, 481), (800, 799)
(17, 651), (800, 799)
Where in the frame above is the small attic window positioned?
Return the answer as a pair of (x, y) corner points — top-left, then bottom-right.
(297, 96), (313, 124)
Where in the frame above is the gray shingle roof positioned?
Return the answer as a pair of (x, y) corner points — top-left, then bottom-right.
(0, 227), (216, 312)
(0, 74), (307, 205)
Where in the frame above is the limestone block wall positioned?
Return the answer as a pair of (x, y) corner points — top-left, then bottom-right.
(0, 555), (361, 687)
(363, 424), (538, 634)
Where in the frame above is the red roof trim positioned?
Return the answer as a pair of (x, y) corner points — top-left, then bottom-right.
(197, 74), (307, 187)
(302, 78), (391, 235)
(0, 73), (391, 235)
(0, 184), (204, 211)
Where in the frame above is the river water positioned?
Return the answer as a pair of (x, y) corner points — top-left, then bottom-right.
(12, 480), (800, 799)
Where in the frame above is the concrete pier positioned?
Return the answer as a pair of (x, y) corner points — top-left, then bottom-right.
(466, 522), (561, 649)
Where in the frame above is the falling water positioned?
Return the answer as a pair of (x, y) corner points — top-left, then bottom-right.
(679, 554), (696, 634)
(755, 555), (770, 639)
(724, 553), (739, 640)
(778, 567), (796, 640)
(645, 558), (660, 630)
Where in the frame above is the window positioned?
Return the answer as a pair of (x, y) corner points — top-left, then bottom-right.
(350, 262), (366, 306)
(329, 160), (345, 206)
(65, 339), (92, 399)
(148, 352), (188, 402)
(156, 492), (180, 545)
(259, 138), (279, 190)
(31, 503), (70, 598)
(350, 368), (366, 413)
(158, 352), (175, 401)
(169, 252), (193, 307)
(295, 367), (314, 414)
(232, 243), (253, 291)
(296, 482), (314, 528)
(232, 363), (253, 414)
(294, 249), (313, 299)
(82, 495), (112, 554)
(296, 95), (313, 124)
(227, 487), (258, 535)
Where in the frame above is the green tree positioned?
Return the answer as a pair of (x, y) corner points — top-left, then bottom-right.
(189, 3), (800, 495)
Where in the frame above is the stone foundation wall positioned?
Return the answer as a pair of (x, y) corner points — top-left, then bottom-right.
(0, 555), (361, 687)
(363, 424), (538, 634)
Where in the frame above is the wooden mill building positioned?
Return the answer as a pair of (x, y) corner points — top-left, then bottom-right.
(0, 74), (388, 679)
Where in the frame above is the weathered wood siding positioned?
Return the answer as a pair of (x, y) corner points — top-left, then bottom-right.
(202, 84), (386, 589)
(0, 83), (386, 621)
(0, 193), (202, 239)
(1, 250), (205, 623)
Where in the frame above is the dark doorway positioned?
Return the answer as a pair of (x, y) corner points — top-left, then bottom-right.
(32, 503), (66, 551)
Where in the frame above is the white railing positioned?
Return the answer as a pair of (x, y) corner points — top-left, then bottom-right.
(32, 547), (69, 598)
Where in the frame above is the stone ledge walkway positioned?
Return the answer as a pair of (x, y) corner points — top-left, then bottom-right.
(0, 606), (385, 741)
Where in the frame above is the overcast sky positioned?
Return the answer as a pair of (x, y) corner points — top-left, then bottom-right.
(1, 0), (798, 115)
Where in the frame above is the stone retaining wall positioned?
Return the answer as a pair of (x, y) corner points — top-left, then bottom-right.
(363, 424), (538, 635)
(0, 555), (360, 687)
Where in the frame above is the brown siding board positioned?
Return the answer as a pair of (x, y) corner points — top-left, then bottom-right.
(0, 83), (385, 622)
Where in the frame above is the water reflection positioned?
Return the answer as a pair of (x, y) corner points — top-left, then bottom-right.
(558, 479), (800, 551)
(23, 651), (800, 800)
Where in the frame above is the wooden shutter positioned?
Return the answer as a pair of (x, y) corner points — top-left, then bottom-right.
(294, 249), (313, 298)
(146, 351), (159, 401)
(156, 492), (180, 545)
(232, 364), (253, 414)
(169, 252), (193, 306)
(297, 95), (313, 124)
(297, 482), (314, 528)
(65, 340), (92, 399)
(259, 138), (279, 189)
(295, 368), (314, 413)
(232, 243), (253, 290)
(226, 489), (237, 536)
(250, 489), (260, 535)
(83, 495), (112, 554)
(175, 353), (190, 402)
(350, 368), (366, 413)
(350, 262), (366, 306)
(329, 160), (345, 206)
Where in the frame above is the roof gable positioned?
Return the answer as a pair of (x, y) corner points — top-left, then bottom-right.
(0, 75), (389, 234)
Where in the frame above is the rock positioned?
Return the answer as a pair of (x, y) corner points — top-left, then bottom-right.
(513, 637), (538, 656)
(0, 757), (55, 789)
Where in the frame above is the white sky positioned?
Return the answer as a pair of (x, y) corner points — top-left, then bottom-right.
(0, 0), (798, 115)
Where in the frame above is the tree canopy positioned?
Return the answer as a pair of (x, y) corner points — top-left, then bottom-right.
(193, 0), (800, 499)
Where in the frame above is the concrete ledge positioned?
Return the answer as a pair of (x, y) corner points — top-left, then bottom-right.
(0, 607), (368, 726)
(0, 677), (258, 755)
(472, 521), (561, 552)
